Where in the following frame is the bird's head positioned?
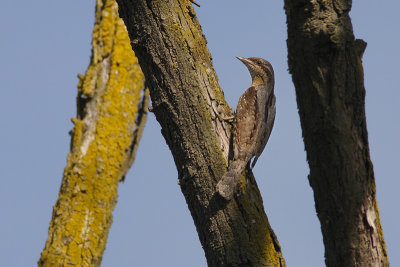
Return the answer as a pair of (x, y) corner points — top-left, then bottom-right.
(236, 57), (274, 87)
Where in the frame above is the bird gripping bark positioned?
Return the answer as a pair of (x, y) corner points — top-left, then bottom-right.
(216, 57), (276, 200)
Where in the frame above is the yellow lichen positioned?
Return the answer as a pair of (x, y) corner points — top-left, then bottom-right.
(39, 1), (145, 266)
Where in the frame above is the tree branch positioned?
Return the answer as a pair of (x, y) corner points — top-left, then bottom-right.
(284, 0), (388, 265)
(120, 87), (150, 181)
(39, 0), (146, 265)
(116, 0), (285, 266)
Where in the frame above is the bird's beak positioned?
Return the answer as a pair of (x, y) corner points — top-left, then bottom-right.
(236, 56), (253, 68)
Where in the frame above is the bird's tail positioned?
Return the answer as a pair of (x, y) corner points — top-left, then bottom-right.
(216, 159), (247, 200)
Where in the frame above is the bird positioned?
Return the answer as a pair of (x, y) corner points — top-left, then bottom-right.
(216, 57), (276, 200)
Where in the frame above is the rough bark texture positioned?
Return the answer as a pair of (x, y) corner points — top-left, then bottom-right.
(116, 0), (285, 266)
(38, 0), (147, 266)
(284, 0), (388, 266)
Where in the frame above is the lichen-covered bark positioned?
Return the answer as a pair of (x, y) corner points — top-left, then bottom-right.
(116, 0), (285, 266)
(38, 0), (147, 266)
(284, 0), (388, 266)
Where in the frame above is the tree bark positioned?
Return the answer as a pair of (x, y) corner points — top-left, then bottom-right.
(38, 0), (147, 266)
(284, 0), (388, 266)
(116, 0), (285, 266)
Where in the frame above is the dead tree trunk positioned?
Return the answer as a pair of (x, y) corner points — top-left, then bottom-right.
(38, 0), (148, 266)
(116, 0), (285, 266)
(284, 0), (388, 266)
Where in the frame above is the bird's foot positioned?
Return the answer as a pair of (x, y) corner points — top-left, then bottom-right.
(219, 114), (234, 122)
(217, 108), (235, 122)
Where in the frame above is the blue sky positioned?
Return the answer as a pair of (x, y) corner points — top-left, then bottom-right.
(1, 1), (399, 266)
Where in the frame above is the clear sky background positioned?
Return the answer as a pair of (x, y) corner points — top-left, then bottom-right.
(1, 1), (399, 266)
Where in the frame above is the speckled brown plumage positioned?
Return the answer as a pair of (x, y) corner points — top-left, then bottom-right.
(216, 57), (275, 200)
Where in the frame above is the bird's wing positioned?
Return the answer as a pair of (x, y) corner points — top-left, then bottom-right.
(232, 86), (259, 163)
(251, 94), (276, 168)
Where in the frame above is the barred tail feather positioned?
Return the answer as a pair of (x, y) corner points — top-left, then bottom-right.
(216, 159), (247, 200)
